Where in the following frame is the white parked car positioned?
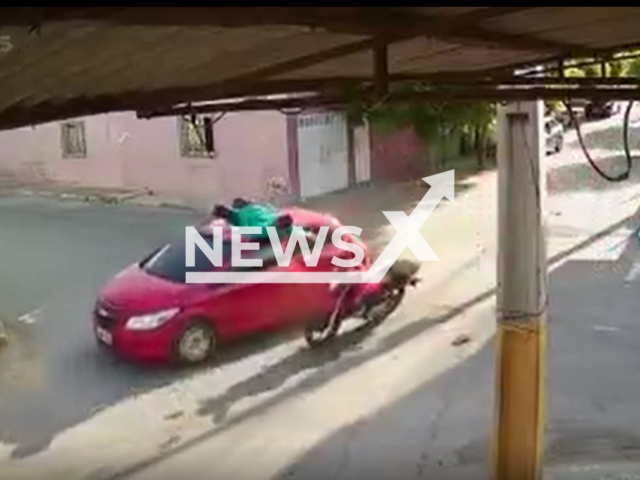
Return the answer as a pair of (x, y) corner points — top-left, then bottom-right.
(544, 116), (564, 154)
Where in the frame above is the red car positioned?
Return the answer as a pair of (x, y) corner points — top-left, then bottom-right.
(93, 207), (417, 364)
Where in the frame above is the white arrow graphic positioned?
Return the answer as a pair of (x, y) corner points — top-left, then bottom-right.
(186, 170), (454, 284)
(364, 169), (455, 283)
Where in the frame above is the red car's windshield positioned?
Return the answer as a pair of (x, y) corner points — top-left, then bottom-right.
(140, 234), (233, 283)
(140, 224), (327, 283)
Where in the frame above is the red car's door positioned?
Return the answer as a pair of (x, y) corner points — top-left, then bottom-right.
(201, 240), (296, 339)
(280, 229), (344, 325)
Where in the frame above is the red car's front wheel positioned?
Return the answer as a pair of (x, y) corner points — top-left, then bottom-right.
(173, 320), (217, 364)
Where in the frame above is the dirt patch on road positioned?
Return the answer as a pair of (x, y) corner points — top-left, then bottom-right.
(0, 318), (7, 347)
(0, 317), (43, 390)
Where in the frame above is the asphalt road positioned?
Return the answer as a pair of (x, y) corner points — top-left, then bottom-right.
(3, 111), (640, 479)
(0, 192), (472, 472)
(0, 199), (204, 457)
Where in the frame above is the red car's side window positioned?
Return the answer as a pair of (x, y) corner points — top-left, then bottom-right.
(227, 226), (332, 271)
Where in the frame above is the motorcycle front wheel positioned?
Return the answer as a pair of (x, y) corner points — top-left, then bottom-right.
(364, 287), (405, 327)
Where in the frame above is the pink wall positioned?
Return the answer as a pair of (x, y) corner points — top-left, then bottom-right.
(369, 126), (433, 183)
(0, 115), (122, 187)
(0, 111), (290, 204)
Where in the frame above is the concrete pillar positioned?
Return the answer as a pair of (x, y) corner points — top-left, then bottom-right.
(493, 100), (547, 480)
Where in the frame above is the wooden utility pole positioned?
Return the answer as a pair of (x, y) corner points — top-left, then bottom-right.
(493, 100), (547, 480)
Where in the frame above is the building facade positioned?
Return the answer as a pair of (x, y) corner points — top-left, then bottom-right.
(0, 109), (431, 205)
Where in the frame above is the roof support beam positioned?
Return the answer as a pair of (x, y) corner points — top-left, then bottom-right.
(521, 52), (640, 78)
(138, 86), (640, 118)
(145, 75), (640, 108)
(223, 38), (382, 85)
(3, 76), (640, 131)
(504, 41), (640, 79)
(373, 39), (389, 99)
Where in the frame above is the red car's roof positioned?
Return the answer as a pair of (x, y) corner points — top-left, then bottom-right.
(280, 207), (342, 230)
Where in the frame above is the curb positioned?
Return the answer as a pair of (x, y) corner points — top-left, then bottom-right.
(157, 202), (202, 213)
(6, 187), (202, 212)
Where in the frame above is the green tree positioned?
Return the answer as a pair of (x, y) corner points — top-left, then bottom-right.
(562, 52), (640, 78)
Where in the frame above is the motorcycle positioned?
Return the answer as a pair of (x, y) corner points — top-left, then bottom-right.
(304, 259), (421, 347)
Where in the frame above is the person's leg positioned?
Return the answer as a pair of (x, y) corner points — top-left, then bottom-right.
(232, 198), (251, 209)
(212, 204), (231, 219)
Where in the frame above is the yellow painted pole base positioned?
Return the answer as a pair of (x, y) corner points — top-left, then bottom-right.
(492, 316), (547, 480)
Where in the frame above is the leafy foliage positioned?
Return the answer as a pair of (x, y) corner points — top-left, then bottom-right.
(348, 83), (495, 147)
(608, 60), (625, 77)
(563, 53), (640, 79)
(345, 81), (497, 172)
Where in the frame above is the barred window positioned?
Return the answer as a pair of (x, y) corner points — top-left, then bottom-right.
(179, 115), (215, 158)
(60, 120), (87, 158)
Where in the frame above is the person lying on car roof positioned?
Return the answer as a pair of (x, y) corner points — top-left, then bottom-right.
(209, 198), (292, 239)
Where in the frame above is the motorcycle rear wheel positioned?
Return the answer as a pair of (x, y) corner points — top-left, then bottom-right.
(304, 316), (342, 348)
(305, 285), (351, 348)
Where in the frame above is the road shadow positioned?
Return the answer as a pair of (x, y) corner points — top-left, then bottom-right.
(102, 211), (640, 480)
(0, 313), (331, 460)
(272, 333), (495, 480)
(198, 320), (389, 424)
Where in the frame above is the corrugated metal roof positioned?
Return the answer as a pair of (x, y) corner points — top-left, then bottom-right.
(1, 7), (640, 129)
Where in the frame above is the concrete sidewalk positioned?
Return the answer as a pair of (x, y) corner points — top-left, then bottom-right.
(0, 163), (478, 222)
(0, 174), (198, 210)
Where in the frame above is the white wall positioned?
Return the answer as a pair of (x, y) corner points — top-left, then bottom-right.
(296, 111), (349, 198)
